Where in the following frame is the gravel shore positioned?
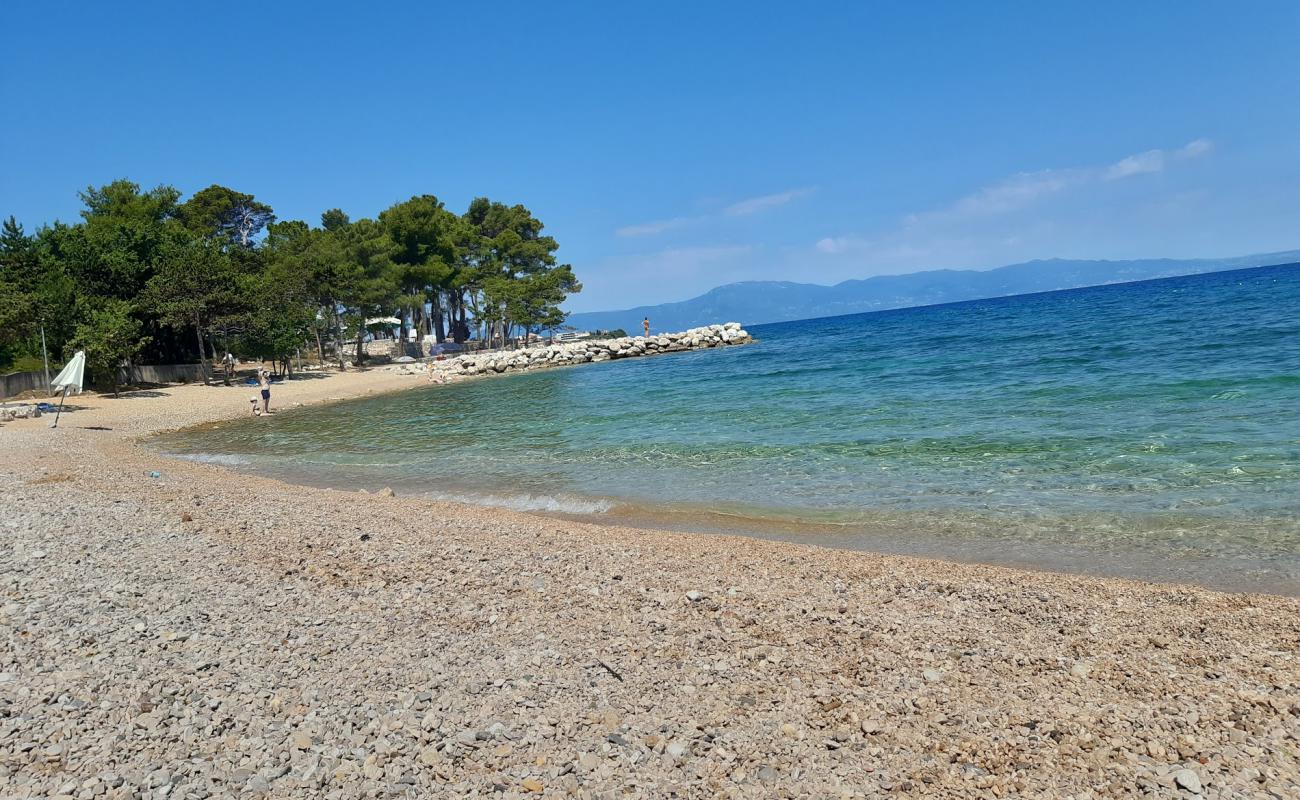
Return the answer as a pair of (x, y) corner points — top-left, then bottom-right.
(2, 370), (1297, 799)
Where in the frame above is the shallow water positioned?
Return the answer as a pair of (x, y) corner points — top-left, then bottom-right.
(156, 263), (1300, 594)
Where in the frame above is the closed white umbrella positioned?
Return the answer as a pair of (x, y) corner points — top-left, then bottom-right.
(49, 350), (85, 428)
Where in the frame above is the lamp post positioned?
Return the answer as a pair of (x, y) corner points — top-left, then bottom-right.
(40, 322), (50, 388)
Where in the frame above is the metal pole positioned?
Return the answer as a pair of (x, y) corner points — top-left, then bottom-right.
(40, 325), (50, 388)
(50, 386), (68, 428)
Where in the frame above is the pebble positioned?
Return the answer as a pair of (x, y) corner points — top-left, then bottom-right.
(1174, 768), (1204, 794)
(3, 365), (1297, 800)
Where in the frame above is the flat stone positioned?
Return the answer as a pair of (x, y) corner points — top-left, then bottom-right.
(244, 774), (270, 794)
(1173, 768), (1203, 794)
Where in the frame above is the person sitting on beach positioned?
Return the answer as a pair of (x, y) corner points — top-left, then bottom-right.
(249, 396), (262, 416)
(257, 368), (273, 415)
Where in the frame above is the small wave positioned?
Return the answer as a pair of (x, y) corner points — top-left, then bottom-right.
(423, 490), (615, 515)
(165, 452), (251, 466)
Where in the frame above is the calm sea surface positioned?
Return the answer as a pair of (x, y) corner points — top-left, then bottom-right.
(156, 264), (1300, 593)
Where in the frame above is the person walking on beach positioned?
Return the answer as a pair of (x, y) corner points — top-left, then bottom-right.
(257, 368), (273, 415)
(222, 352), (235, 385)
(643, 317), (650, 337)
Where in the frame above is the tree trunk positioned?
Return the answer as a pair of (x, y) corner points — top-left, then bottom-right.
(448, 292), (462, 343)
(334, 312), (346, 370)
(432, 303), (446, 344)
(194, 319), (211, 384)
(314, 326), (325, 366)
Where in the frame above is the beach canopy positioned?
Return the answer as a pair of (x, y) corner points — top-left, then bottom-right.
(365, 316), (402, 327)
(51, 350), (86, 395)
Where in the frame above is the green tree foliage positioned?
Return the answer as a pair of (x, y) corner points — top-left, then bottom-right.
(0, 217), (36, 359)
(59, 180), (180, 301)
(177, 185), (276, 246)
(507, 265), (582, 340)
(379, 195), (456, 344)
(143, 233), (248, 382)
(1, 215), (77, 371)
(320, 208), (350, 232)
(4, 181), (581, 383)
(66, 298), (149, 396)
(459, 198), (575, 346)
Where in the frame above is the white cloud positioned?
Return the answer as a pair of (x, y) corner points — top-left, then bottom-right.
(813, 138), (1215, 274)
(894, 138), (1214, 230)
(644, 244), (754, 273)
(1105, 138), (1212, 181)
(815, 235), (869, 254)
(724, 187), (814, 217)
(1178, 138), (1214, 159)
(1103, 150), (1165, 180)
(941, 170), (1075, 219)
(615, 217), (693, 237)
(615, 187), (814, 238)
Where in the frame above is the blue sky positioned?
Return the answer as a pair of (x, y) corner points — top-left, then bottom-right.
(3, 2), (1298, 312)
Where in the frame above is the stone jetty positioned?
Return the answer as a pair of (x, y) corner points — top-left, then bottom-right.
(395, 322), (752, 378)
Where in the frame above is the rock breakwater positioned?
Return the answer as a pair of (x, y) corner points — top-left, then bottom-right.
(393, 322), (751, 379)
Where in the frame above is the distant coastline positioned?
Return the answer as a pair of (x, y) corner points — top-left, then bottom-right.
(567, 250), (1300, 333)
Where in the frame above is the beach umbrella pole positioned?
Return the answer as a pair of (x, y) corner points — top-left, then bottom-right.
(50, 387), (68, 429)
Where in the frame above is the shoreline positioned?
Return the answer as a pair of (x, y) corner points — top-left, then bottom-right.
(149, 449), (1300, 598)
(147, 363), (1298, 599)
(2, 366), (1298, 797)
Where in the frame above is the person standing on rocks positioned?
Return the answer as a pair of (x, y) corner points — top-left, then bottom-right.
(643, 317), (651, 337)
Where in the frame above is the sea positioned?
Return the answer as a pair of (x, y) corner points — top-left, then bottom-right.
(155, 263), (1300, 594)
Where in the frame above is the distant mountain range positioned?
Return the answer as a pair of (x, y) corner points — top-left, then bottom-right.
(566, 250), (1300, 333)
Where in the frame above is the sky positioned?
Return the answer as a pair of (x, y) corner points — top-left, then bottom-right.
(3, 2), (1299, 312)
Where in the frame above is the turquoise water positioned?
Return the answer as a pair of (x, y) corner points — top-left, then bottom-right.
(157, 264), (1300, 593)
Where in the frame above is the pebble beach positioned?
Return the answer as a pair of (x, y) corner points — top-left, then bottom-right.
(1, 367), (1297, 799)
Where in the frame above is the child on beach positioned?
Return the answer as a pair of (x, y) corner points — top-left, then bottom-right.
(249, 396), (262, 416)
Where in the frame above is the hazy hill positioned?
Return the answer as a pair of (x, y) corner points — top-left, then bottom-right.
(566, 250), (1300, 332)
